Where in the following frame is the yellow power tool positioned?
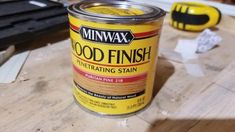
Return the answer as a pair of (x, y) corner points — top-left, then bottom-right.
(170, 2), (221, 31)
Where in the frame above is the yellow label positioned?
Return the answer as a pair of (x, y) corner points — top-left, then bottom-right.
(69, 14), (164, 115)
(85, 6), (144, 16)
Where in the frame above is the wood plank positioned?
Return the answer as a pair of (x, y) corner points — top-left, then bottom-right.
(148, 119), (235, 132)
(174, 84), (235, 118)
(214, 60), (235, 92)
(137, 15), (235, 124)
(147, 84), (235, 132)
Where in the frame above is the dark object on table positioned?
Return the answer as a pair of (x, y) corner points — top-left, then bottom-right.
(0, 0), (68, 49)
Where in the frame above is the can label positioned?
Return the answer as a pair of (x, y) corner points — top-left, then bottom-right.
(69, 14), (163, 115)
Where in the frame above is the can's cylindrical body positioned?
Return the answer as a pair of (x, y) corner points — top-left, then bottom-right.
(68, 0), (165, 116)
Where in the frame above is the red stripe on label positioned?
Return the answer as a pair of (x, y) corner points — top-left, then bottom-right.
(70, 23), (80, 31)
(133, 29), (159, 38)
(69, 24), (158, 39)
(73, 65), (147, 83)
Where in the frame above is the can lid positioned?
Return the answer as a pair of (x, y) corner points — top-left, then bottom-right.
(67, 0), (166, 24)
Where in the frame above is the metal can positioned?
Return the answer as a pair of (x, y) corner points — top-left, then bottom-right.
(67, 0), (165, 116)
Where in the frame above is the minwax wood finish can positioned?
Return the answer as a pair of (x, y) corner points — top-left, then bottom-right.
(67, 0), (165, 116)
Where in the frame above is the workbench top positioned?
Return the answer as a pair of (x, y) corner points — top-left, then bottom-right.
(0, 15), (235, 132)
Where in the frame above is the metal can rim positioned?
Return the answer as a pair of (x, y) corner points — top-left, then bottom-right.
(67, 0), (166, 24)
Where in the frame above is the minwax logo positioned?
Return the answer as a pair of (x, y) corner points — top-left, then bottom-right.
(80, 26), (134, 44)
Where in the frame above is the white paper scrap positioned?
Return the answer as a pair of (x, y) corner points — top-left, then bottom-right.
(118, 119), (129, 128)
(196, 29), (222, 53)
(185, 63), (205, 77)
(0, 51), (30, 83)
(160, 110), (169, 116)
(159, 48), (184, 63)
(175, 39), (198, 60)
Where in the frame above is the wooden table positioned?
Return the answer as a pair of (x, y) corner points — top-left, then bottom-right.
(1, 15), (235, 132)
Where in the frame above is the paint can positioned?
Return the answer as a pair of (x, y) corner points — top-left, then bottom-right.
(67, 0), (165, 116)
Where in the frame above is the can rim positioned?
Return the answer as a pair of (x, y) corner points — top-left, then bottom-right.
(67, 0), (166, 24)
